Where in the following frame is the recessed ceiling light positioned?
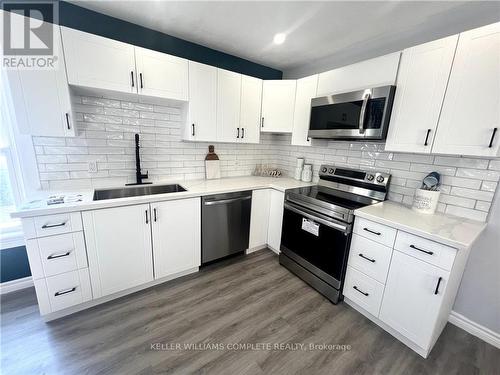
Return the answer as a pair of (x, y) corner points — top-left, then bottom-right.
(273, 33), (286, 45)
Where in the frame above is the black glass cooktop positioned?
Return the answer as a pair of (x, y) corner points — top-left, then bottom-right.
(287, 185), (370, 211)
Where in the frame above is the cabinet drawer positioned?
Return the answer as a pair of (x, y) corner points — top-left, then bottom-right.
(22, 212), (83, 238)
(348, 234), (393, 284)
(394, 231), (456, 271)
(344, 266), (385, 317)
(45, 269), (92, 312)
(26, 232), (88, 279)
(353, 217), (397, 247)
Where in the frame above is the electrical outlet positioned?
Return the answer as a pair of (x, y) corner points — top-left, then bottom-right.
(88, 161), (98, 173)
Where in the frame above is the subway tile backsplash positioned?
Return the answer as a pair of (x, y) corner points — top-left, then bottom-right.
(32, 94), (499, 222)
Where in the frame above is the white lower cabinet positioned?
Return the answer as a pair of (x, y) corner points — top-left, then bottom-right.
(151, 198), (201, 279)
(379, 250), (449, 349)
(267, 190), (285, 252)
(345, 216), (463, 358)
(249, 189), (271, 250)
(83, 204), (154, 298)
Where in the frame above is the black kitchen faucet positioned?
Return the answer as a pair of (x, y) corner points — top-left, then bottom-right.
(126, 133), (151, 185)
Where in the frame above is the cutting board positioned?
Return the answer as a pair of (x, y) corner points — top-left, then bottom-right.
(205, 160), (221, 179)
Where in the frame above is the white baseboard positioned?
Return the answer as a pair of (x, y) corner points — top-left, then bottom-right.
(449, 310), (500, 349)
(0, 276), (33, 295)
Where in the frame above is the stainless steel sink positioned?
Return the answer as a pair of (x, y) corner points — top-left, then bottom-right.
(93, 184), (186, 201)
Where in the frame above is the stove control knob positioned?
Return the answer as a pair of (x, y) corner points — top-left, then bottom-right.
(366, 174), (374, 181)
(321, 167), (327, 173)
(376, 175), (385, 183)
(328, 168), (335, 174)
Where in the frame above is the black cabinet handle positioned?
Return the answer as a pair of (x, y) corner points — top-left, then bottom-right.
(424, 129), (431, 146)
(191, 124), (195, 136)
(131, 71), (135, 87)
(55, 287), (76, 297)
(358, 253), (376, 263)
(47, 251), (71, 260)
(42, 222), (66, 229)
(363, 227), (381, 236)
(434, 277), (443, 295)
(353, 286), (369, 296)
(241, 128), (245, 139)
(65, 113), (71, 130)
(261, 117), (264, 128)
(410, 244), (434, 255)
(237, 127), (240, 139)
(139, 73), (144, 89)
(489, 128), (498, 148)
(145, 210), (149, 224)
(153, 208), (157, 222)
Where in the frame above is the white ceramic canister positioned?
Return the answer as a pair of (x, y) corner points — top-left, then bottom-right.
(301, 164), (312, 182)
(294, 167), (303, 180)
(412, 188), (441, 214)
(296, 157), (305, 169)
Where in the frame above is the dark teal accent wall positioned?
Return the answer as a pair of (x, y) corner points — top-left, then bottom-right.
(0, 246), (31, 283)
(58, 1), (281, 80)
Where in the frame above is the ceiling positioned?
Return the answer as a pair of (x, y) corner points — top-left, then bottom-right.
(68, 1), (500, 76)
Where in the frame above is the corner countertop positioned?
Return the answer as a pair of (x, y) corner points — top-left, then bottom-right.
(11, 176), (314, 219)
(354, 201), (487, 250)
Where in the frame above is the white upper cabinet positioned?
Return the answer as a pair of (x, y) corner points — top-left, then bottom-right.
(261, 80), (297, 133)
(239, 75), (263, 144)
(61, 27), (137, 94)
(433, 22), (500, 157)
(291, 74), (318, 146)
(7, 25), (75, 137)
(186, 61), (218, 141)
(151, 198), (201, 279)
(135, 47), (188, 101)
(385, 35), (458, 153)
(316, 52), (401, 96)
(216, 69), (242, 142)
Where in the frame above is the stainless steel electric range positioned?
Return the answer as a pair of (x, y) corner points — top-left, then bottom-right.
(279, 165), (391, 303)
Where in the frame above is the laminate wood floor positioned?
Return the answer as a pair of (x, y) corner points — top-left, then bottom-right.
(1, 250), (499, 375)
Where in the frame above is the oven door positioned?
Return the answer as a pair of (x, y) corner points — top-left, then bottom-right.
(280, 201), (351, 289)
(308, 85), (395, 140)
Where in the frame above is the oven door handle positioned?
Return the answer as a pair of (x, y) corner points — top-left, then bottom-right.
(284, 202), (350, 233)
(358, 89), (371, 134)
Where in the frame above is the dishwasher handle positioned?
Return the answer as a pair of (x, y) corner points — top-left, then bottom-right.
(203, 196), (251, 206)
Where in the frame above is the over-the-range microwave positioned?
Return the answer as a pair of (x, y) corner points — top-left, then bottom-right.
(308, 85), (396, 141)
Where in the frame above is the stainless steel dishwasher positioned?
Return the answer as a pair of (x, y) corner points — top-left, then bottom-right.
(202, 190), (252, 265)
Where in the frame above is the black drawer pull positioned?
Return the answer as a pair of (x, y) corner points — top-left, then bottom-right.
(434, 277), (443, 295)
(153, 208), (157, 222)
(358, 253), (376, 263)
(54, 287), (76, 297)
(131, 71), (135, 87)
(47, 251), (71, 260)
(489, 128), (498, 148)
(237, 127), (240, 138)
(139, 72), (144, 89)
(42, 222), (66, 229)
(261, 117), (264, 127)
(363, 227), (381, 236)
(410, 244), (434, 255)
(353, 286), (369, 297)
(424, 129), (431, 146)
(191, 124), (195, 136)
(145, 210), (149, 224)
(65, 113), (71, 130)
(241, 128), (245, 139)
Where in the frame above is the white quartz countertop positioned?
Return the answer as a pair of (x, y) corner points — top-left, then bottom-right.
(354, 201), (487, 250)
(12, 176), (313, 218)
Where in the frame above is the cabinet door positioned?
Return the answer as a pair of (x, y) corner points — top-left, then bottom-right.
(291, 75), (318, 146)
(61, 27), (137, 94)
(82, 204), (153, 298)
(151, 198), (201, 279)
(267, 190), (285, 252)
(433, 22), (500, 157)
(385, 36), (458, 153)
(261, 80), (296, 133)
(317, 52), (400, 96)
(135, 47), (188, 101)
(186, 61), (217, 141)
(6, 22), (75, 136)
(249, 189), (271, 249)
(216, 69), (241, 142)
(379, 251), (449, 349)
(239, 75), (262, 144)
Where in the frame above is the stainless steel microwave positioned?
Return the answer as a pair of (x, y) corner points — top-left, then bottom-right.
(308, 85), (396, 140)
